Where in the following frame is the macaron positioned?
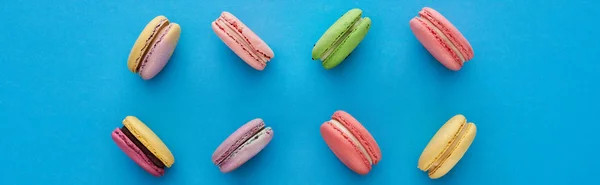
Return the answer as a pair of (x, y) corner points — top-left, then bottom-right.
(212, 12), (275, 71)
(127, 15), (181, 80)
(312, 8), (371, 69)
(409, 7), (474, 71)
(111, 116), (174, 177)
(320, 110), (381, 175)
(212, 118), (274, 173)
(418, 114), (477, 179)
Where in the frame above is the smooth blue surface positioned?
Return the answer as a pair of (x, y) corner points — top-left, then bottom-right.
(1, 0), (599, 184)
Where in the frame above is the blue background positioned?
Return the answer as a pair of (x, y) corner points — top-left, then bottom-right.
(1, 0), (599, 184)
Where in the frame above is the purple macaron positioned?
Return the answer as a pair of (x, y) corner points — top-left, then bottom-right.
(212, 118), (274, 172)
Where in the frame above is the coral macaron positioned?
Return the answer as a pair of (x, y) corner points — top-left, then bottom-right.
(212, 12), (274, 71)
(127, 15), (181, 80)
(111, 116), (174, 177)
(212, 118), (274, 173)
(410, 7), (474, 71)
(320, 110), (381, 175)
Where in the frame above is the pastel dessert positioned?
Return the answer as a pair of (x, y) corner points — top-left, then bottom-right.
(312, 8), (371, 69)
(212, 118), (274, 173)
(111, 116), (174, 177)
(212, 12), (274, 70)
(418, 114), (477, 179)
(127, 15), (181, 80)
(320, 110), (381, 175)
(409, 7), (474, 71)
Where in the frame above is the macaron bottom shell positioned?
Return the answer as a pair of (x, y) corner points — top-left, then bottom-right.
(321, 17), (371, 70)
(112, 128), (165, 177)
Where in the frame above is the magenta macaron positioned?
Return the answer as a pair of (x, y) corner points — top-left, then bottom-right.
(212, 118), (274, 172)
(410, 7), (474, 71)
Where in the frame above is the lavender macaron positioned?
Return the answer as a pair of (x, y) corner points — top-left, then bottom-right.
(212, 118), (274, 173)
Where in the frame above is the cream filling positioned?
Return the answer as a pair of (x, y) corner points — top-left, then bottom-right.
(320, 17), (363, 61)
(330, 119), (372, 165)
(218, 19), (267, 64)
(418, 17), (465, 63)
(429, 122), (469, 171)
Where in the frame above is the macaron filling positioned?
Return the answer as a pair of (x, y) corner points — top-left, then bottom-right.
(215, 16), (269, 65)
(133, 18), (169, 73)
(329, 119), (373, 165)
(320, 16), (364, 62)
(427, 121), (470, 174)
(416, 16), (465, 64)
(120, 126), (166, 169)
(218, 127), (273, 167)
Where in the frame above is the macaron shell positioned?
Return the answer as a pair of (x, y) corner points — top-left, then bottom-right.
(220, 12), (274, 59)
(332, 110), (381, 163)
(112, 128), (164, 177)
(410, 18), (462, 71)
(320, 121), (371, 175)
(421, 7), (473, 59)
(418, 114), (466, 171)
(139, 23), (181, 80)
(212, 118), (264, 164)
(312, 8), (363, 60)
(122, 116), (175, 167)
(429, 123), (476, 179)
(219, 127), (273, 173)
(322, 17), (371, 69)
(127, 15), (169, 72)
(212, 22), (265, 70)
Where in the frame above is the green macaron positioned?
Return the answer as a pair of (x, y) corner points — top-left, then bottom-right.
(312, 8), (371, 69)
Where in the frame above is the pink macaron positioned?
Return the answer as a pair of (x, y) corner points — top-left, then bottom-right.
(320, 110), (381, 175)
(212, 118), (274, 173)
(212, 11), (275, 71)
(410, 7), (474, 71)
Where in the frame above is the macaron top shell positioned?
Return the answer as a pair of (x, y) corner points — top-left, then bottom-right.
(419, 7), (473, 60)
(127, 15), (169, 73)
(332, 110), (381, 163)
(138, 23), (181, 80)
(312, 8), (363, 60)
(212, 118), (265, 165)
(122, 116), (174, 167)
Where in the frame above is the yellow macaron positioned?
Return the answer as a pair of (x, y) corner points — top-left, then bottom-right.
(417, 114), (477, 179)
(122, 116), (175, 167)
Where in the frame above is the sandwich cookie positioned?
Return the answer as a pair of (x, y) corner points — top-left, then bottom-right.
(111, 116), (174, 177)
(212, 118), (274, 172)
(410, 7), (474, 71)
(312, 8), (371, 69)
(212, 12), (275, 70)
(418, 114), (477, 179)
(320, 110), (381, 175)
(127, 15), (181, 80)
